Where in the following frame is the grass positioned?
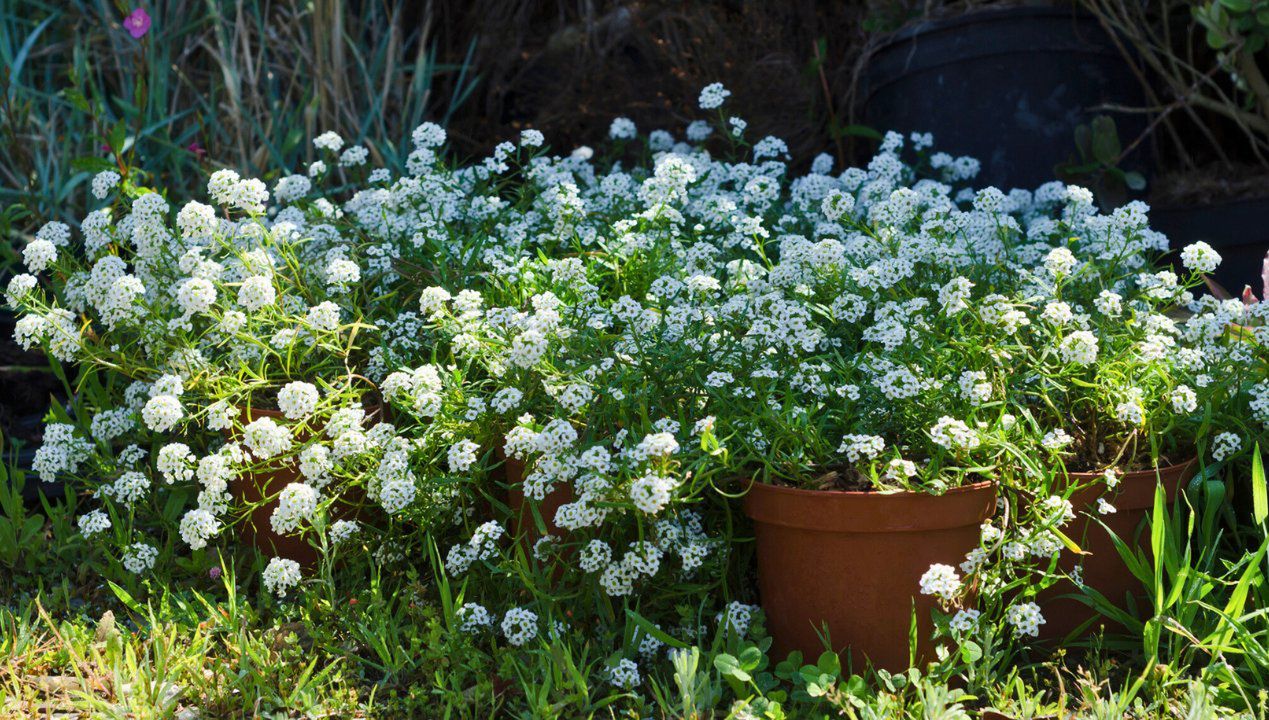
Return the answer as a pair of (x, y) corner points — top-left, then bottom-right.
(4, 454), (1269, 718)
(0, 0), (477, 237)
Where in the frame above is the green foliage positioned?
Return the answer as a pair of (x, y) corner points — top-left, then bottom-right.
(1056, 115), (1146, 210)
(0, 0), (477, 235)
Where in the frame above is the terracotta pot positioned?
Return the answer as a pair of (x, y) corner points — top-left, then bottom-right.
(501, 453), (573, 543)
(1039, 457), (1198, 640)
(229, 405), (381, 565)
(743, 479), (997, 671)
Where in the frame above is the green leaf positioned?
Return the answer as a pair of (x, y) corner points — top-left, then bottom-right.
(816, 650), (840, 678)
(1151, 481), (1166, 616)
(625, 609), (688, 649)
(714, 653), (751, 682)
(738, 644), (764, 671)
(1253, 442), (1266, 525)
(1221, 0), (1253, 11)
(1090, 116), (1121, 165)
(833, 124), (883, 141)
(108, 120), (127, 155)
(959, 640), (983, 663)
(1124, 171), (1147, 190)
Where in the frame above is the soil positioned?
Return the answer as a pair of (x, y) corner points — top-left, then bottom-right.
(0, 367), (61, 441)
(1150, 163), (1269, 207)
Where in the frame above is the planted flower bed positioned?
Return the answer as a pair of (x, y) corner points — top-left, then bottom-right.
(6, 82), (1268, 714)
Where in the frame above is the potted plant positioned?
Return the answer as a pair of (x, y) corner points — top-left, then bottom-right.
(1081, 0), (1269, 293)
(857, 1), (1147, 190)
(4, 133), (483, 579)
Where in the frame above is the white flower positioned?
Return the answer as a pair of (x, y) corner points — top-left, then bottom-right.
(176, 278), (217, 316)
(630, 474), (676, 514)
(1041, 301), (1073, 325)
(142, 395), (184, 433)
(277, 381), (320, 420)
(156, 443), (195, 483)
(938, 277), (974, 316)
(411, 122), (446, 148)
(457, 603), (493, 633)
(579, 539), (613, 573)
(313, 131), (344, 152)
(1102, 468), (1122, 489)
(918, 563), (961, 601)
(520, 129), (545, 148)
(608, 658), (641, 689)
(1180, 241), (1221, 274)
(698, 82), (731, 110)
(447, 439), (480, 473)
(325, 258), (361, 290)
(271, 482), (320, 534)
(237, 275), (276, 312)
(274, 174), (311, 203)
(306, 302), (341, 332)
(1041, 428), (1073, 450)
(123, 542), (158, 574)
(949, 609), (980, 633)
(957, 370), (992, 405)
(501, 607), (538, 646)
(243, 416), (293, 459)
(263, 557), (302, 598)
(330, 519), (359, 544)
(1005, 602), (1045, 637)
(1059, 331), (1100, 366)
(1213, 432), (1242, 462)
(5, 273), (37, 307)
(837, 434), (885, 462)
(1043, 247), (1077, 276)
(339, 145), (369, 167)
(78, 509), (111, 537)
(929, 416), (980, 451)
(960, 547), (988, 573)
(23, 239), (57, 273)
(1094, 290), (1122, 316)
(179, 508), (219, 549)
(609, 117), (637, 140)
(1170, 385), (1197, 414)
(92, 170), (121, 199)
(1097, 498), (1117, 515)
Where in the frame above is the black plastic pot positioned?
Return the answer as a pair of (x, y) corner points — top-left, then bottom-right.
(1151, 196), (1269, 296)
(0, 310), (47, 367)
(860, 7), (1146, 190)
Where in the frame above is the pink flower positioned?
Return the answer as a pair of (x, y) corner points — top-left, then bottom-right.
(123, 9), (151, 39)
(208, 566), (221, 580)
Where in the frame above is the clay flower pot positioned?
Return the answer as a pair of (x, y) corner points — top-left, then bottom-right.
(1040, 457), (1199, 640)
(743, 479), (997, 671)
(501, 453), (573, 544)
(229, 407), (318, 565)
(229, 404), (382, 565)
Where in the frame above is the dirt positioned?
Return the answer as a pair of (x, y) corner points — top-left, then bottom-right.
(1149, 163), (1269, 207)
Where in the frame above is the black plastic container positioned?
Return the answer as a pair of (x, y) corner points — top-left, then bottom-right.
(1151, 197), (1269, 296)
(860, 7), (1147, 190)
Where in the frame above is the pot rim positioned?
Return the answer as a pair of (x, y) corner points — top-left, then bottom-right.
(1151, 194), (1269, 214)
(1065, 455), (1198, 482)
(742, 476), (996, 500)
(875, 6), (1103, 50)
(743, 477), (998, 534)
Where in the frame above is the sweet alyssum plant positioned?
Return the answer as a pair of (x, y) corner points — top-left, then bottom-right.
(8, 81), (1268, 704)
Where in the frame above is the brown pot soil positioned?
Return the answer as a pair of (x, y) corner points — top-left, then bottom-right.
(743, 479), (997, 671)
(501, 452), (573, 544)
(1039, 457), (1199, 640)
(229, 405), (380, 565)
